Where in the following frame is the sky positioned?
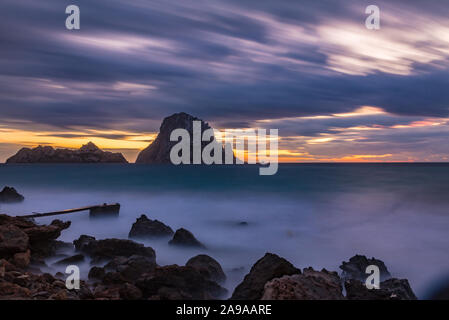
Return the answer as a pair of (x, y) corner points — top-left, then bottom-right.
(1, 0), (449, 163)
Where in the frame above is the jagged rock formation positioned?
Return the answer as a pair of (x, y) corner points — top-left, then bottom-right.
(6, 142), (127, 164)
(231, 253), (301, 300)
(261, 268), (345, 300)
(135, 112), (232, 164)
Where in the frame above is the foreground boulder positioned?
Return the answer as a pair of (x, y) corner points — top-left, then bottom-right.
(103, 255), (157, 282)
(345, 278), (417, 300)
(74, 235), (156, 262)
(128, 215), (174, 239)
(135, 265), (227, 299)
(169, 228), (205, 248)
(261, 268), (345, 300)
(186, 254), (226, 284)
(340, 254), (391, 281)
(0, 225), (29, 257)
(231, 253), (301, 300)
(0, 259), (93, 300)
(0, 187), (25, 203)
(6, 142), (128, 164)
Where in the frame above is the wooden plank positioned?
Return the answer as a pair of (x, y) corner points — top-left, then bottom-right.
(20, 203), (120, 219)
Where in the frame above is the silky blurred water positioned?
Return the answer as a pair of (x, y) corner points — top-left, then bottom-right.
(1, 163), (449, 298)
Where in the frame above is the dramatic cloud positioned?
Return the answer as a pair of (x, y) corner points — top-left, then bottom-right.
(0, 0), (448, 162)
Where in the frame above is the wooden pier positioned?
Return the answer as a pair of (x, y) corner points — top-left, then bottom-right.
(21, 203), (120, 219)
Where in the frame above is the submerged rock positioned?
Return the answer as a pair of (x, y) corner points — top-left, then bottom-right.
(231, 253), (301, 300)
(73, 235), (156, 262)
(128, 215), (174, 239)
(0, 187), (24, 203)
(169, 228), (205, 248)
(6, 142), (128, 164)
(340, 254), (391, 282)
(262, 268), (345, 300)
(345, 278), (417, 300)
(186, 254), (226, 284)
(135, 265), (227, 300)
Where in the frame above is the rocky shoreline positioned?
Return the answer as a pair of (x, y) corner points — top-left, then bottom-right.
(0, 211), (428, 300)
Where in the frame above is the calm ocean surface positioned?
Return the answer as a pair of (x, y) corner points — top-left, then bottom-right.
(1, 163), (449, 298)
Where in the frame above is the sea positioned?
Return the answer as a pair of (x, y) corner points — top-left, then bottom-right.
(1, 163), (449, 298)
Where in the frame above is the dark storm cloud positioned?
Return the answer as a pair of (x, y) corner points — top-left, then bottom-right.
(0, 0), (449, 136)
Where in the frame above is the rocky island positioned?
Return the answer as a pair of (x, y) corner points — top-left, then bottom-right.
(136, 112), (232, 164)
(6, 142), (127, 164)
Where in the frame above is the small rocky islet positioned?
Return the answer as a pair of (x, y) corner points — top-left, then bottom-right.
(0, 210), (424, 300)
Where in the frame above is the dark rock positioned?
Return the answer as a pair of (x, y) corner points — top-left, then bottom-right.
(261, 267), (345, 300)
(119, 283), (142, 300)
(135, 112), (234, 164)
(6, 142), (128, 164)
(73, 235), (156, 262)
(231, 253), (301, 300)
(0, 187), (25, 203)
(135, 265), (227, 300)
(88, 266), (106, 280)
(54, 254), (85, 266)
(345, 278), (417, 300)
(104, 255), (157, 282)
(340, 254), (391, 282)
(24, 220), (71, 243)
(169, 228), (205, 248)
(13, 250), (31, 268)
(128, 215), (174, 239)
(0, 224), (29, 257)
(30, 240), (73, 260)
(186, 254), (226, 284)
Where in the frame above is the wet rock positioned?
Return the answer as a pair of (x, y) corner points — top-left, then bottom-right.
(169, 228), (205, 248)
(104, 255), (157, 282)
(24, 220), (71, 243)
(93, 285), (121, 300)
(231, 253), (301, 300)
(13, 250), (31, 268)
(54, 254), (85, 266)
(261, 267), (344, 300)
(88, 266), (106, 280)
(0, 224), (29, 257)
(0, 187), (25, 203)
(119, 283), (143, 300)
(30, 240), (73, 260)
(345, 278), (417, 300)
(186, 254), (226, 284)
(73, 235), (156, 262)
(135, 265), (227, 300)
(128, 215), (174, 239)
(340, 254), (391, 282)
